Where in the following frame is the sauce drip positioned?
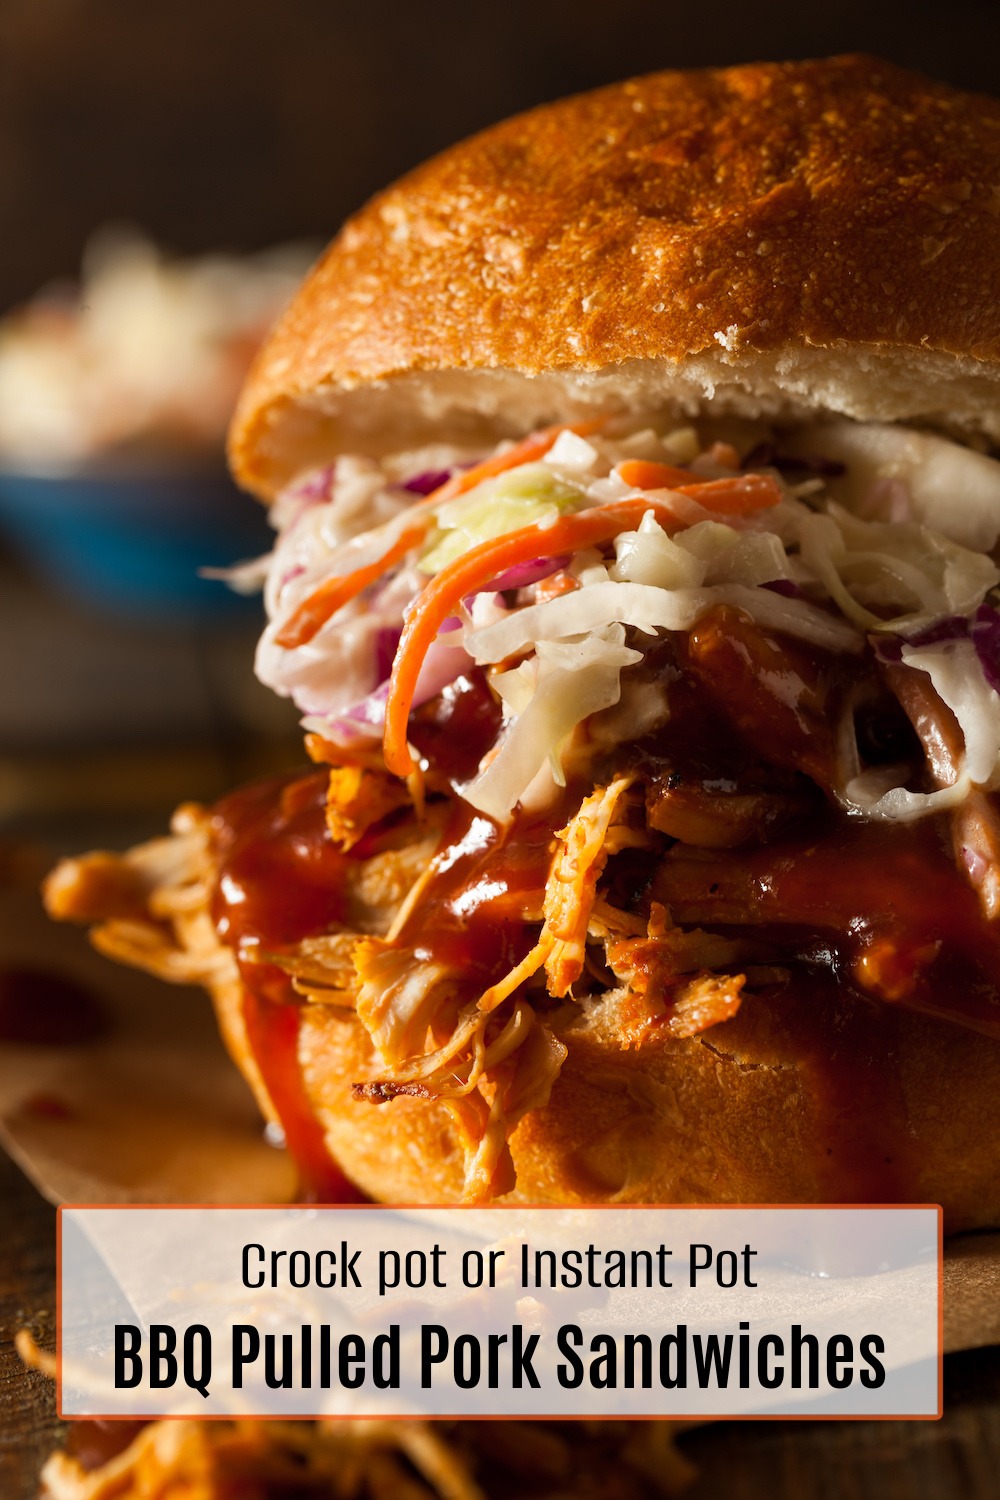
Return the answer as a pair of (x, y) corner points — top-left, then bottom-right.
(394, 798), (566, 979)
(0, 968), (106, 1045)
(211, 772), (362, 1203)
(212, 773), (351, 973)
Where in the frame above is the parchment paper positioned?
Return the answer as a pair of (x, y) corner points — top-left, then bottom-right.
(1, 851), (997, 1356)
(0, 853), (295, 1205)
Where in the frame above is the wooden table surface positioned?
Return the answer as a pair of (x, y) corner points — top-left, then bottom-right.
(4, 1151), (1000, 1499)
(1, 1152), (61, 1498)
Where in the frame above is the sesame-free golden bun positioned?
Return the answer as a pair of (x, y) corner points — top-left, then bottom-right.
(199, 930), (1000, 1230)
(230, 54), (1000, 501)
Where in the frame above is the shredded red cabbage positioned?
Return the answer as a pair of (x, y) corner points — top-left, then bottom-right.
(870, 617), (965, 664)
(870, 610), (1000, 696)
(483, 555), (571, 593)
(333, 630), (471, 736)
(401, 469), (452, 496)
(375, 626), (402, 680)
(277, 562), (306, 592)
(341, 680), (391, 727)
(762, 579), (803, 598)
(972, 604), (1000, 694)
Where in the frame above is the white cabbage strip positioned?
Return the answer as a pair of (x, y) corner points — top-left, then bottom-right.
(463, 627), (641, 821)
(465, 580), (862, 666)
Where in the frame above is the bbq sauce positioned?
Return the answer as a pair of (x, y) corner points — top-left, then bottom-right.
(408, 670), (504, 786)
(655, 814), (1000, 1038)
(208, 673), (508, 1202)
(209, 642), (1000, 1209)
(211, 771), (363, 1203)
(0, 968), (106, 1045)
(393, 798), (566, 978)
(401, 670), (566, 975)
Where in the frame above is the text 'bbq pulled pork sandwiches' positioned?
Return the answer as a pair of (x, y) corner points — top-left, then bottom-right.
(45, 55), (1000, 1228)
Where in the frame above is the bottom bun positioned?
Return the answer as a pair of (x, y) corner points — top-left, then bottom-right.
(206, 943), (1000, 1231)
(45, 815), (1000, 1231)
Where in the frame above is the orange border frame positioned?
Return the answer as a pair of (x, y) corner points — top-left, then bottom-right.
(55, 1201), (944, 1424)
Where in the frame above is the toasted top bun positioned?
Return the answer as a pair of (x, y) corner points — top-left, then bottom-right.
(230, 54), (1000, 499)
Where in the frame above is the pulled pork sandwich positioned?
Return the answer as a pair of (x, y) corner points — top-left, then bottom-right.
(46, 55), (1000, 1230)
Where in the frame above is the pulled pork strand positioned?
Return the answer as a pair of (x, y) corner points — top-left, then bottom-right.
(884, 658), (1000, 920)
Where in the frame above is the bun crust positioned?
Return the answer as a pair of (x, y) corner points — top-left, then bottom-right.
(203, 960), (1000, 1232)
(230, 55), (1000, 499)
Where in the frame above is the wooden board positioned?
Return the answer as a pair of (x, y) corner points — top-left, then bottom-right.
(5, 1143), (1000, 1500)
(0, 1150), (63, 1499)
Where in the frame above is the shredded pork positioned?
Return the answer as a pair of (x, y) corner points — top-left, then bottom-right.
(35, 1415), (698, 1500)
(20, 1329), (697, 1499)
(42, 417), (1000, 1206)
(543, 774), (636, 997)
(885, 659), (1000, 921)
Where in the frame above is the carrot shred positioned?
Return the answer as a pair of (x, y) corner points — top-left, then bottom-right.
(382, 496), (679, 777)
(616, 459), (782, 515)
(674, 471), (782, 514)
(427, 420), (606, 507)
(705, 440), (742, 469)
(615, 459), (701, 491)
(276, 525), (427, 649)
(532, 569), (580, 603)
(275, 421), (604, 650)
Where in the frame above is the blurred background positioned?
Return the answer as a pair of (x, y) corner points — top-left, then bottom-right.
(4, 11), (1000, 1497)
(1, 0), (998, 853)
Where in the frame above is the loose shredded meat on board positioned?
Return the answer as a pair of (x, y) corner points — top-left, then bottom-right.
(34, 1416), (698, 1500)
(43, 807), (234, 989)
(20, 1329), (698, 1498)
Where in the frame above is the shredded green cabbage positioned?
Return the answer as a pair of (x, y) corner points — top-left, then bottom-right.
(418, 464), (583, 575)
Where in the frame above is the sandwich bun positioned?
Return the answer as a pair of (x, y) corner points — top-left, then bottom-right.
(230, 54), (1000, 498)
(206, 957), (1000, 1228)
(46, 56), (1000, 1231)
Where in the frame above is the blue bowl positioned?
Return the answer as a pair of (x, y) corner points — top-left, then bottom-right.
(0, 465), (274, 618)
